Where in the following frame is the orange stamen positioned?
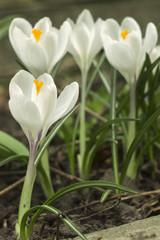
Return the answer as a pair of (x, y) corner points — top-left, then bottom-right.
(34, 79), (44, 95)
(32, 29), (43, 42)
(121, 29), (129, 40)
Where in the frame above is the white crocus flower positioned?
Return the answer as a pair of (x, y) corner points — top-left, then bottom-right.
(9, 17), (71, 77)
(10, 70), (79, 236)
(67, 9), (103, 72)
(101, 17), (158, 84)
(148, 45), (160, 75)
(150, 45), (160, 64)
(9, 70), (79, 145)
(67, 9), (103, 178)
(101, 17), (158, 179)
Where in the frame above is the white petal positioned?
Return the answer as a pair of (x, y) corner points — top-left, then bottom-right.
(34, 17), (52, 34)
(103, 37), (136, 81)
(32, 73), (57, 126)
(10, 26), (29, 63)
(9, 17), (32, 41)
(101, 18), (119, 40)
(36, 83), (57, 128)
(143, 23), (158, 54)
(40, 31), (58, 73)
(88, 18), (103, 68)
(121, 17), (141, 38)
(9, 95), (42, 141)
(48, 82), (79, 126)
(41, 21), (71, 73)
(53, 21), (71, 64)
(69, 24), (90, 71)
(125, 31), (141, 59)
(77, 9), (94, 28)
(38, 72), (55, 85)
(9, 70), (34, 98)
(150, 45), (160, 63)
(66, 18), (74, 29)
(23, 39), (47, 77)
(9, 18), (32, 63)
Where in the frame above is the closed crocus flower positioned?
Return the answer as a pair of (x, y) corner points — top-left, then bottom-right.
(101, 17), (158, 84)
(9, 70), (79, 145)
(149, 45), (160, 73)
(150, 45), (160, 63)
(9, 17), (71, 77)
(67, 9), (103, 72)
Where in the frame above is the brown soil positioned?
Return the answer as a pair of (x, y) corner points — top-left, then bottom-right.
(0, 87), (160, 240)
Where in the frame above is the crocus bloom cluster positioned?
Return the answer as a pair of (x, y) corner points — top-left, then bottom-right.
(9, 17), (71, 77)
(101, 17), (158, 178)
(9, 70), (79, 146)
(101, 17), (158, 84)
(67, 9), (103, 72)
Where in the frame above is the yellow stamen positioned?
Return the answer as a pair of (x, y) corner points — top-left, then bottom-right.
(34, 79), (44, 95)
(32, 29), (43, 42)
(121, 29), (129, 40)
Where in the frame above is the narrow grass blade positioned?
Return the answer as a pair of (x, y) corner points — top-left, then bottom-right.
(0, 155), (28, 167)
(84, 135), (117, 179)
(120, 106), (160, 183)
(27, 180), (137, 237)
(133, 134), (160, 176)
(70, 112), (80, 175)
(34, 105), (79, 167)
(0, 145), (14, 158)
(20, 205), (87, 240)
(84, 118), (139, 163)
(86, 53), (106, 97)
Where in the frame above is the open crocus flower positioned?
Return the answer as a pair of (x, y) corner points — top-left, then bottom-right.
(9, 70), (79, 145)
(9, 17), (71, 77)
(101, 17), (158, 84)
(67, 9), (103, 72)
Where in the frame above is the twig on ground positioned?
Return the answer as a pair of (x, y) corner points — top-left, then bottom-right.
(0, 177), (24, 196)
(50, 166), (105, 193)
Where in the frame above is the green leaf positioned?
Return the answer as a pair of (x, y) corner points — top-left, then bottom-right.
(93, 55), (111, 94)
(37, 162), (54, 198)
(133, 134), (160, 175)
(0, 145), (13, 158)
(20, 205), (87, 240)
(84, 135), (117, 179)
(120, 106), (160, 183)
(34, 105), (79, 167)
(100, 189), (113, 203)
(27, 180), (137, 238)
(83, 118), (139, 165)
(0, 155), (28, 167)
(86, 53), (107, 96)
(0, 131), (29, 156)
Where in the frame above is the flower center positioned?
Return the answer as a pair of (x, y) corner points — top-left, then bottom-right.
(34, 79), (44, 95)
(32, 29), (43, 42)
(121, 29), (129, 40)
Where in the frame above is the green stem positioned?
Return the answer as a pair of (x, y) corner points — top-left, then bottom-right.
(126, 76), (136, 178)
(38, 148), (54, 198)
(78, 69), (88, 178)
(16, 134), (37, 239)
(110, 69), (119, 193)
(98, 69), (119, 201)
